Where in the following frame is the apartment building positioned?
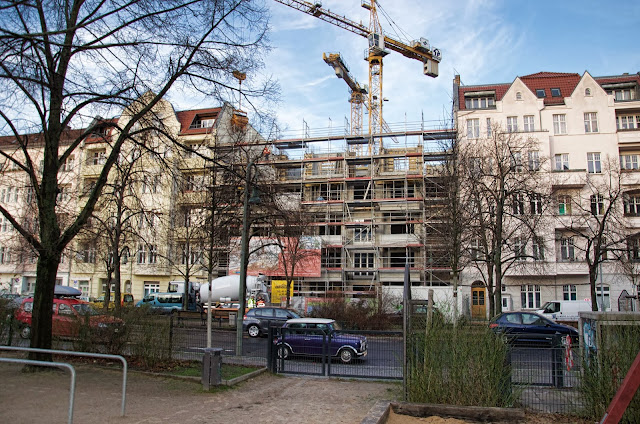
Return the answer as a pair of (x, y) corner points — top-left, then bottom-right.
(454, 71), (640, 318)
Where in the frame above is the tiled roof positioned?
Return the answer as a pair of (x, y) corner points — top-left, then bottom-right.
(176, 107), (222, 135)
(0, 128), (85, 149)
(458, 72), (640, 110)
(520, 72), (581, 105)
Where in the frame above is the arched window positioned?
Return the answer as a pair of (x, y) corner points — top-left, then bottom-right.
(585, 88), (592, 96)
(516, 91), (522, 101)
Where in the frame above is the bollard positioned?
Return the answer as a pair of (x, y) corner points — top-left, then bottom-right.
(202, 348), (223, 390)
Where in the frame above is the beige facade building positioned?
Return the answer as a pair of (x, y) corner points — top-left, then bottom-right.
(455, 71), (640, 318)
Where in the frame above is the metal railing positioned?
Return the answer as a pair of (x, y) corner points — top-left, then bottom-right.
(0, 357), (76, 424)
(0, 346), (128, 417)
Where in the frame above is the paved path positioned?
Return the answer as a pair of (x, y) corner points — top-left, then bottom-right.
(0, 363), (399, 423)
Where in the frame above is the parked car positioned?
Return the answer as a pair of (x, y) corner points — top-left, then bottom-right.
(275, 318), (367, 364)
(14, 297), (124, 340)
(243, 307), (300, 337)
(0, 292), (24, 309)
(489, 311), (578, 345)
(536, 300), (591, 322)
(135, 292), (197, 313)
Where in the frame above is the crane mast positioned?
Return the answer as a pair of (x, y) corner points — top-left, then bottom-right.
(273, 0), (442, 151)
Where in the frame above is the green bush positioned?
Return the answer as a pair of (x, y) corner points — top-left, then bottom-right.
(407, 322), (514, 408)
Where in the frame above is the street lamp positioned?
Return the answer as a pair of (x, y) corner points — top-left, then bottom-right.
(235, 159), (260, 356)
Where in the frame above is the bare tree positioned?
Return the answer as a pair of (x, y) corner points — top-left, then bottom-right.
(460, 124), (551, 318)
(0, 0), (273, 358)
(554, 157), (629, 311)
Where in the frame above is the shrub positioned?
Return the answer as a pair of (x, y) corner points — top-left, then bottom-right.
(407, 321), (514, 408)
(307, 297), (393, 330)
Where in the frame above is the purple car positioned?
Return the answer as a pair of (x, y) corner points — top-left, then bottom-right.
(274, 318), (367, 364)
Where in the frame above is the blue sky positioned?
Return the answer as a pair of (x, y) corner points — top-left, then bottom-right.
(249, 0), (640, 139)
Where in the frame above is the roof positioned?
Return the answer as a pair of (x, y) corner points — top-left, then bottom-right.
(176, 107), (222, 135)
(0, 128), (86, 149)
(457, 71), (640, 110)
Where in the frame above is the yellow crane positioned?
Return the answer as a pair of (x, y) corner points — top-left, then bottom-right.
(274, 0), (441, 144)
(322, 52), (367, 136)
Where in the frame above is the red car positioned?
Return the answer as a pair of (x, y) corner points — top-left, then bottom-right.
(15, 297), (124, 340)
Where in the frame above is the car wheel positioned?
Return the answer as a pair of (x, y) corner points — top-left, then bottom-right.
(277, 345), (291, 360)
(339, 348), (354, 364)
(20, 325), (31, 339)
(247, 324), (260, 338)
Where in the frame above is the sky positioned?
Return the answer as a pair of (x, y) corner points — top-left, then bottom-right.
(254, 0), (640, 139)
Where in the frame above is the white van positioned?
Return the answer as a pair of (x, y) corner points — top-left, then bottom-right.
(536, 300), (591, 322)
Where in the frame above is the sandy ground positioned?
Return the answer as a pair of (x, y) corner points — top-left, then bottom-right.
(0, 363), (399, 424)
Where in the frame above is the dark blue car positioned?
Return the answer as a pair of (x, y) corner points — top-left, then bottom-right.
(489, 311), (578, 345)
(275, 318), (367, 364)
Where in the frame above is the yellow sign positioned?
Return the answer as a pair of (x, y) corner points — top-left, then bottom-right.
(271, 280), (292, 304)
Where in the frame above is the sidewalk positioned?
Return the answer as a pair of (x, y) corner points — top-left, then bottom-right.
(0, 363), (400, 423)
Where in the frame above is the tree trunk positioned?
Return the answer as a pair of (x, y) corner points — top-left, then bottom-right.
(29, 252), (61, 361)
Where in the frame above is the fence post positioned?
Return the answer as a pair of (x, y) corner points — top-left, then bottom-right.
(201, 348), (223, 390)
(168, 314), (174, 356)
(552, 335), (564, 388)
(267, 326), (275, 373)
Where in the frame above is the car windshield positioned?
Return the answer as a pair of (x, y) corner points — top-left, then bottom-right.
(73, 303), (99, 315)
(330, 321), (341, 332)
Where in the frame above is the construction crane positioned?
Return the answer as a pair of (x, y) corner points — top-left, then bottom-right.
(273, 0), (441, 144)
(322, 52), (367, 136)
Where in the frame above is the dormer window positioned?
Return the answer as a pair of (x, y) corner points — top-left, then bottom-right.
(189, 116), (215, 129)
(464, 91), (496, 109)
(551, 88), (561, 97)
(536, 89), (546, 98)
(602, 82), (637, 102)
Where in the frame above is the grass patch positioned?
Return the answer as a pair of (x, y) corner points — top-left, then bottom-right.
(171, 361), (260, 381)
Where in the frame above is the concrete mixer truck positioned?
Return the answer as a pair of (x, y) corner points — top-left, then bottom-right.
(199, 274), (270, 309)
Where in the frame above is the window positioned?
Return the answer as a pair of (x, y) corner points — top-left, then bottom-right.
(532, 238), (544, 260)
(616, 114), (640, 130)
(189, 116), (215, 129)
(621, 154), (639, 170)
(553, 114), (567, 135)
(521, 284), (541, 309)
(512, 236), (526, 260)
(516, 92), (522, 101)
(563, 285), (577, 301)
(585, 88), (592, 96)
(353, 252), (375, 268)
(57, 185), (70, 203)
(144, 282), (160, 297)
(528, 151), (540, 171)
(558, 195), (572, 215)
(61, 155), (74, 172)
(181, 244), (202, 265)
(512, 193), (525, 215)
(322, 249), (342, 268)
(551, 88), (561, 97)
(555, 153), (569, 171)
(584, 112), (599, 133)
(523, 115), (535, 132)
(587, 152), (601, 173)
(610, 88), (635, 101)
(507, 116), (518, 133)
(629, 237), (640, 261)
(354, 227), (372, 242)
(89, 149), (106, 165)
(148, 245), (158, 264)
(590, 194), (604, 215)
(470, 238), (482, 260)
(464, 96), (495, 109)
(486, 118), (492, 137)
(596, 285), (610, 311)
(529, 193), (543, 214)
(137, 244), (147, 264)
(510, 151), (522, 172)
(561, 237), (575, 261)
(81, 243), (96, 263)
(393, 158), (408, 171)
(0, 246), (11, 264)
(466, 119), (480, 138)
(536, 89), (546, 98)
(625, 195), (640, 216)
